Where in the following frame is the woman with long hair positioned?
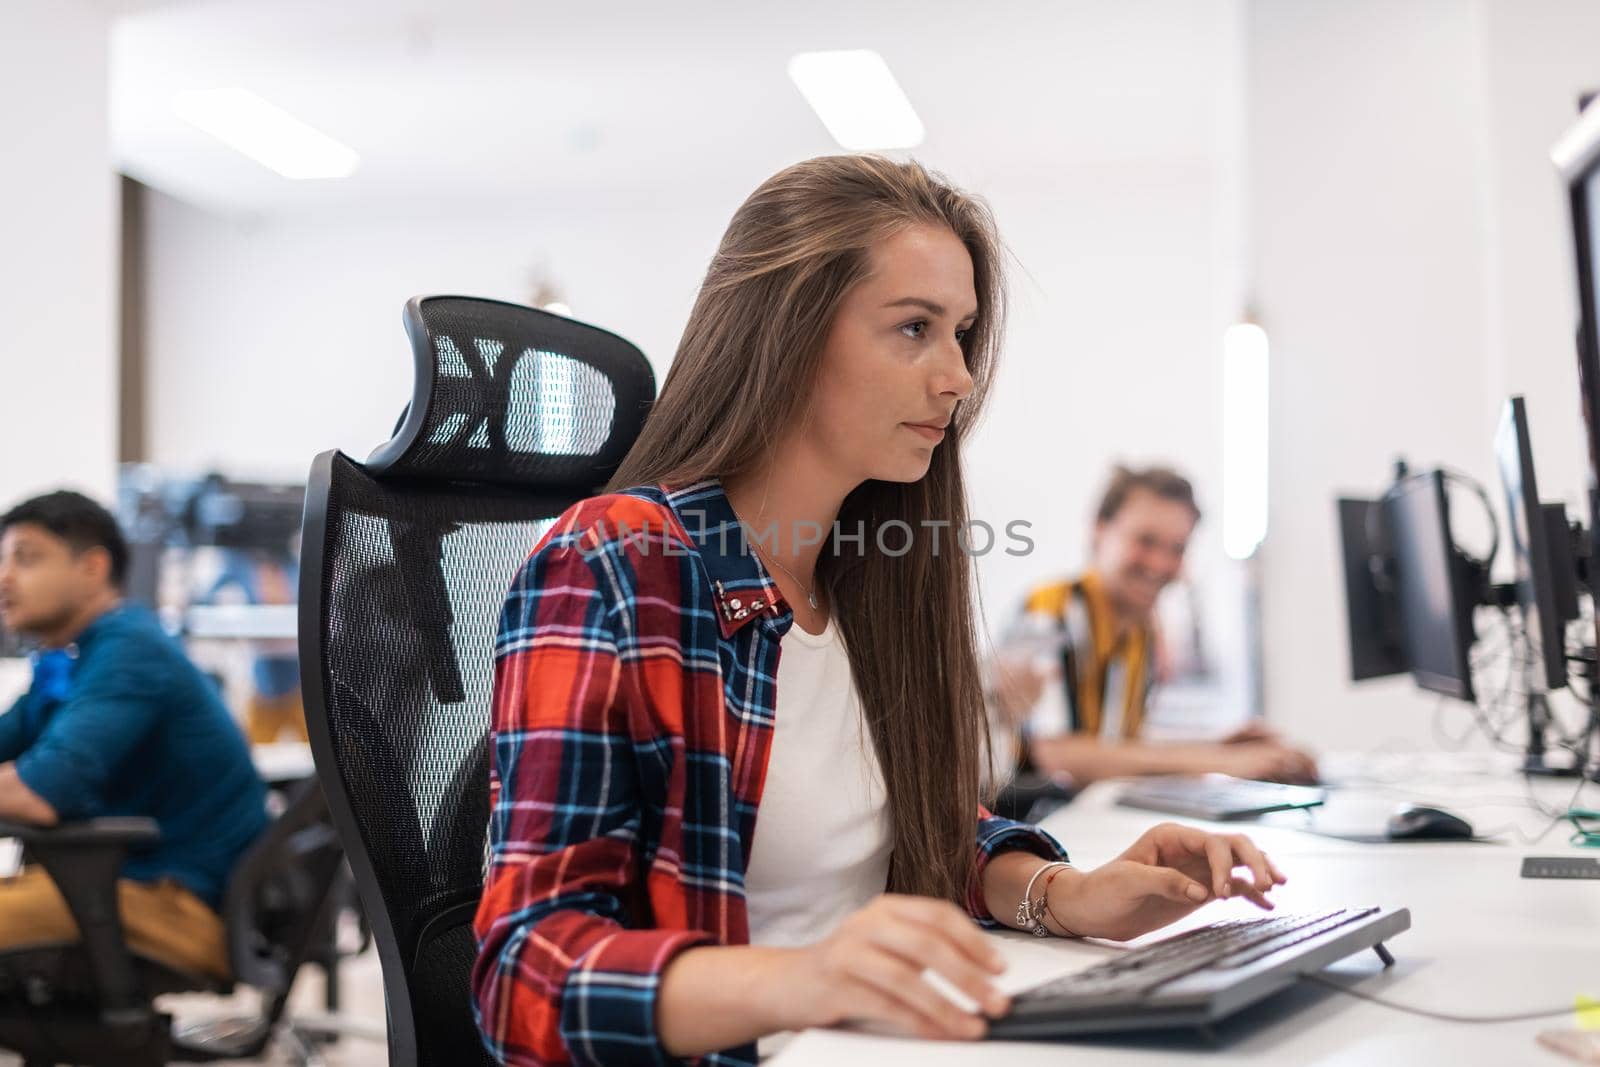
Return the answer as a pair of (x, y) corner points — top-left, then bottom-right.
(473, 155), (1285, 1066)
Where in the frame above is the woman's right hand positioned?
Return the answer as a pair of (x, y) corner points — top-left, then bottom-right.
(781, 894), (1011, 1040)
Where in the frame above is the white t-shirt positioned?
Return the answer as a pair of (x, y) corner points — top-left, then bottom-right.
(744, 618), (892, 946)
(744, 619), (892, 1057)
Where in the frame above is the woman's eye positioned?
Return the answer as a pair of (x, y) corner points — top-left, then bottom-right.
(955, 327), (969, 343)
(900, 321), (926, 339)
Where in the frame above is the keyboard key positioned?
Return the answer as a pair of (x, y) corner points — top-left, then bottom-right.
(1018, 908), (1379, 1002)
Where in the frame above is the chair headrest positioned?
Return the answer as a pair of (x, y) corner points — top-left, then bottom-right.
(366, 296), (656, 490)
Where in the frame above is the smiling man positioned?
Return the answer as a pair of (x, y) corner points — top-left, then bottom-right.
(0, 490), (268, 979)
(991, 465), (1318, 789)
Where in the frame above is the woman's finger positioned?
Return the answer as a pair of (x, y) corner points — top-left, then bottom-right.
(848, 946), (988, 1040)
(1225, 834), (1276, 891)
(1154, 865), (1211, 904)
(1229, 874), (1276, 910)
(868, 916), (1010, 1017)
(1202, 833), (1236, 897)
(837, 978), (964, 1041)
(889, 896), (1005, 973)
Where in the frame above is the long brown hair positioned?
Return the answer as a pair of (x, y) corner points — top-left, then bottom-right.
(608, 155), (1006, 904)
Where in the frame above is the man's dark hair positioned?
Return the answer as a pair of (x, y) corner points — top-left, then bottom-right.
(1095, 465), (1202, 525)
(0, 491), (129, 588)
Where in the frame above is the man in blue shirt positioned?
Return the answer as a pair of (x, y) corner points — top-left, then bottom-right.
(0, 490), (268, 979)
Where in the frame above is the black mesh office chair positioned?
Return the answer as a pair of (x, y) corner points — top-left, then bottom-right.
(0, 776), (346, 1067)
(298, 295), (656, 1067)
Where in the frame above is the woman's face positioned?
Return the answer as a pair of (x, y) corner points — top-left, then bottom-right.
(800, 223), (978, 486)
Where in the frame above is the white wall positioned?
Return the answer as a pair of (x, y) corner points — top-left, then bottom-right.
(978, 163), (1258, 729)
(135, 0), (1260, 731)
(1467, 0), (1600, 752)
(142, 0), (1600, 755)
(141, 188), (727, 479)
(141, 157), (1249, 703)
(11, 0), (1595, 753)
(1251, 0), (1600, 753)
(1254, 0), (1495, 752)
(0, 2), (117, 508)
(1478, 0), (1600, 519)
(971, 165), (1242, 670)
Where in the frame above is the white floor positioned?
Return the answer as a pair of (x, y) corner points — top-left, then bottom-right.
(0, 943), (389, 1066)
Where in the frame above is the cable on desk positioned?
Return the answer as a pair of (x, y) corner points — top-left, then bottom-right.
(1475, 774), (1594, 844)
(1431, 695), (1480, 752)
(1444, 616), (1593, 769)
(1476, 811), (1575, 846)
(1523, 772), (1592, 821)
(1303, 974), (1581, 1023)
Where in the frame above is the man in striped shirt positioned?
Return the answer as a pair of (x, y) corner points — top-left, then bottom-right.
(991, 466), (1317, 791)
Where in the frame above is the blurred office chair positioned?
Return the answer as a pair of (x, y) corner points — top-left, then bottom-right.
(298, 295), (655, 1067)
(992, 772), (1076, 824)
(0, 776), (347, 1066)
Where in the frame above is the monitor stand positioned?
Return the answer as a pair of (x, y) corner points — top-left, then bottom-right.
(1524, 690), (1582, 776)
(1562, 647), (1600, 783)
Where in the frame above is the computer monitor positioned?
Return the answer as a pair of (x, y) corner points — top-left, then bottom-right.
(1553, 97), (1600, 650)
(1495, 396), (1577, 690)
(185, 475), (304, 551)
(1336, 496), (1409, 682)
(1384, 471), (1478, 701)
(116, 466), (305, 609)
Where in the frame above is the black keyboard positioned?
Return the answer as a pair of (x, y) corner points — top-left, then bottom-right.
(1116, 774), (1326, 820)
(991, 906), (1411, 1039)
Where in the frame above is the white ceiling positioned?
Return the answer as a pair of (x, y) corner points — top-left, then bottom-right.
(110, 0), (1239, 215)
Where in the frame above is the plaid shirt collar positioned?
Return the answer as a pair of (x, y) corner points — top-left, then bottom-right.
(656, 479), (790, 639)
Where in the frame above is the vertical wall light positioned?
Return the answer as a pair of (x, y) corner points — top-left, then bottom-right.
(1222, 320), (1270, 560)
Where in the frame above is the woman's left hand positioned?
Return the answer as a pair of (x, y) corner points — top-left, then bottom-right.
(1045, 823), (1286, 942)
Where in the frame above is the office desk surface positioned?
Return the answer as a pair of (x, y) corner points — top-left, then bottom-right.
(0, 659), (26, 711)
(772, 755), (1598, 1066)
(251, 739), (316, 784)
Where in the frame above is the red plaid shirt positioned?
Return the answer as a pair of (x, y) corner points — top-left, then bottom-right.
(472, 480), (1068, 1066)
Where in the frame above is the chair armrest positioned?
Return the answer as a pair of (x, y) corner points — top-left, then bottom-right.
(0, 817), (160, 847)
(0, 818), (162, 1021)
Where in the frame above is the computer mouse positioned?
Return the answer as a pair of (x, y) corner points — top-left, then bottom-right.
(1385, 804), (1474, 841)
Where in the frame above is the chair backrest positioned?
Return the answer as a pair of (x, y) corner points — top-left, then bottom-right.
(299, 296), (655, 1067)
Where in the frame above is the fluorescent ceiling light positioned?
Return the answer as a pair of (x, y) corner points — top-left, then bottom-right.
(787, 50), (924, 151)
(1222, 322), (1270, 560)
(172, 87), (359, 180)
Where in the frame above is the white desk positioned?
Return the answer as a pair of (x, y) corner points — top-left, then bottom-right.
(184, 603), (298, 641)
(773, 754), (1599, 1066)
(252, 740), (316, 783)
(0, 660), (27, 711)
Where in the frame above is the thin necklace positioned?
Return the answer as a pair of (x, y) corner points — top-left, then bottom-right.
(752, 542), (819, 611)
